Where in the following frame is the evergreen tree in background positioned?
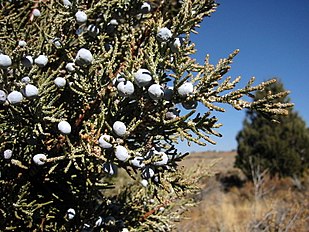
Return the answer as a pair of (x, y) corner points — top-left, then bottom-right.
(0, 1), (293, 231)
(235, 79), (309, 179)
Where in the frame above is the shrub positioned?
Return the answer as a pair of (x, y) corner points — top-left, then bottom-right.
(0, 1), (291, 231)
(235, 80), (309, 179)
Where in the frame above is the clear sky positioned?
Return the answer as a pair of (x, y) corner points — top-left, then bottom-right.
(176, 0), (309, 153)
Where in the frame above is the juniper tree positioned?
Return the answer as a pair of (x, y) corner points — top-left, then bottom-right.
(0, 1), (292, 231)
(235, 80), (309, 180)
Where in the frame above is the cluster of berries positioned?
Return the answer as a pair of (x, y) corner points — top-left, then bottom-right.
(0, 0), (197, 178)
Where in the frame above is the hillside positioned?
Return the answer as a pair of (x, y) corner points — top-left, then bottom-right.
(180, 151), (237, 173)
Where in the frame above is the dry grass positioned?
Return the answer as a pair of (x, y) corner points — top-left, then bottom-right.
(174, 151), (309, 232)
(176, 185), (309, 232)
(98, 151), (309, 231)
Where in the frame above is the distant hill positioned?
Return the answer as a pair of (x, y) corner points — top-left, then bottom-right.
(180, 151), (237, 173)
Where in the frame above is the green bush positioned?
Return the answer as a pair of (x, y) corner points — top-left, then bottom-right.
(236, 80), (309, 179)
(0, 1), (292, 231)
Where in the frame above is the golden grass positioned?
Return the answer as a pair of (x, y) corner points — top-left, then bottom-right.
(99, 151), (309, 231)
(174, 152), (309, 232)
(177, 190), (308, 232)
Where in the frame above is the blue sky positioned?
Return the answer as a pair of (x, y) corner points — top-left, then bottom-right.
(177, 0), (309, 152)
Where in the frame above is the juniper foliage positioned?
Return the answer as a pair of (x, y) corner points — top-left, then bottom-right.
(0, 0), (292, 231)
